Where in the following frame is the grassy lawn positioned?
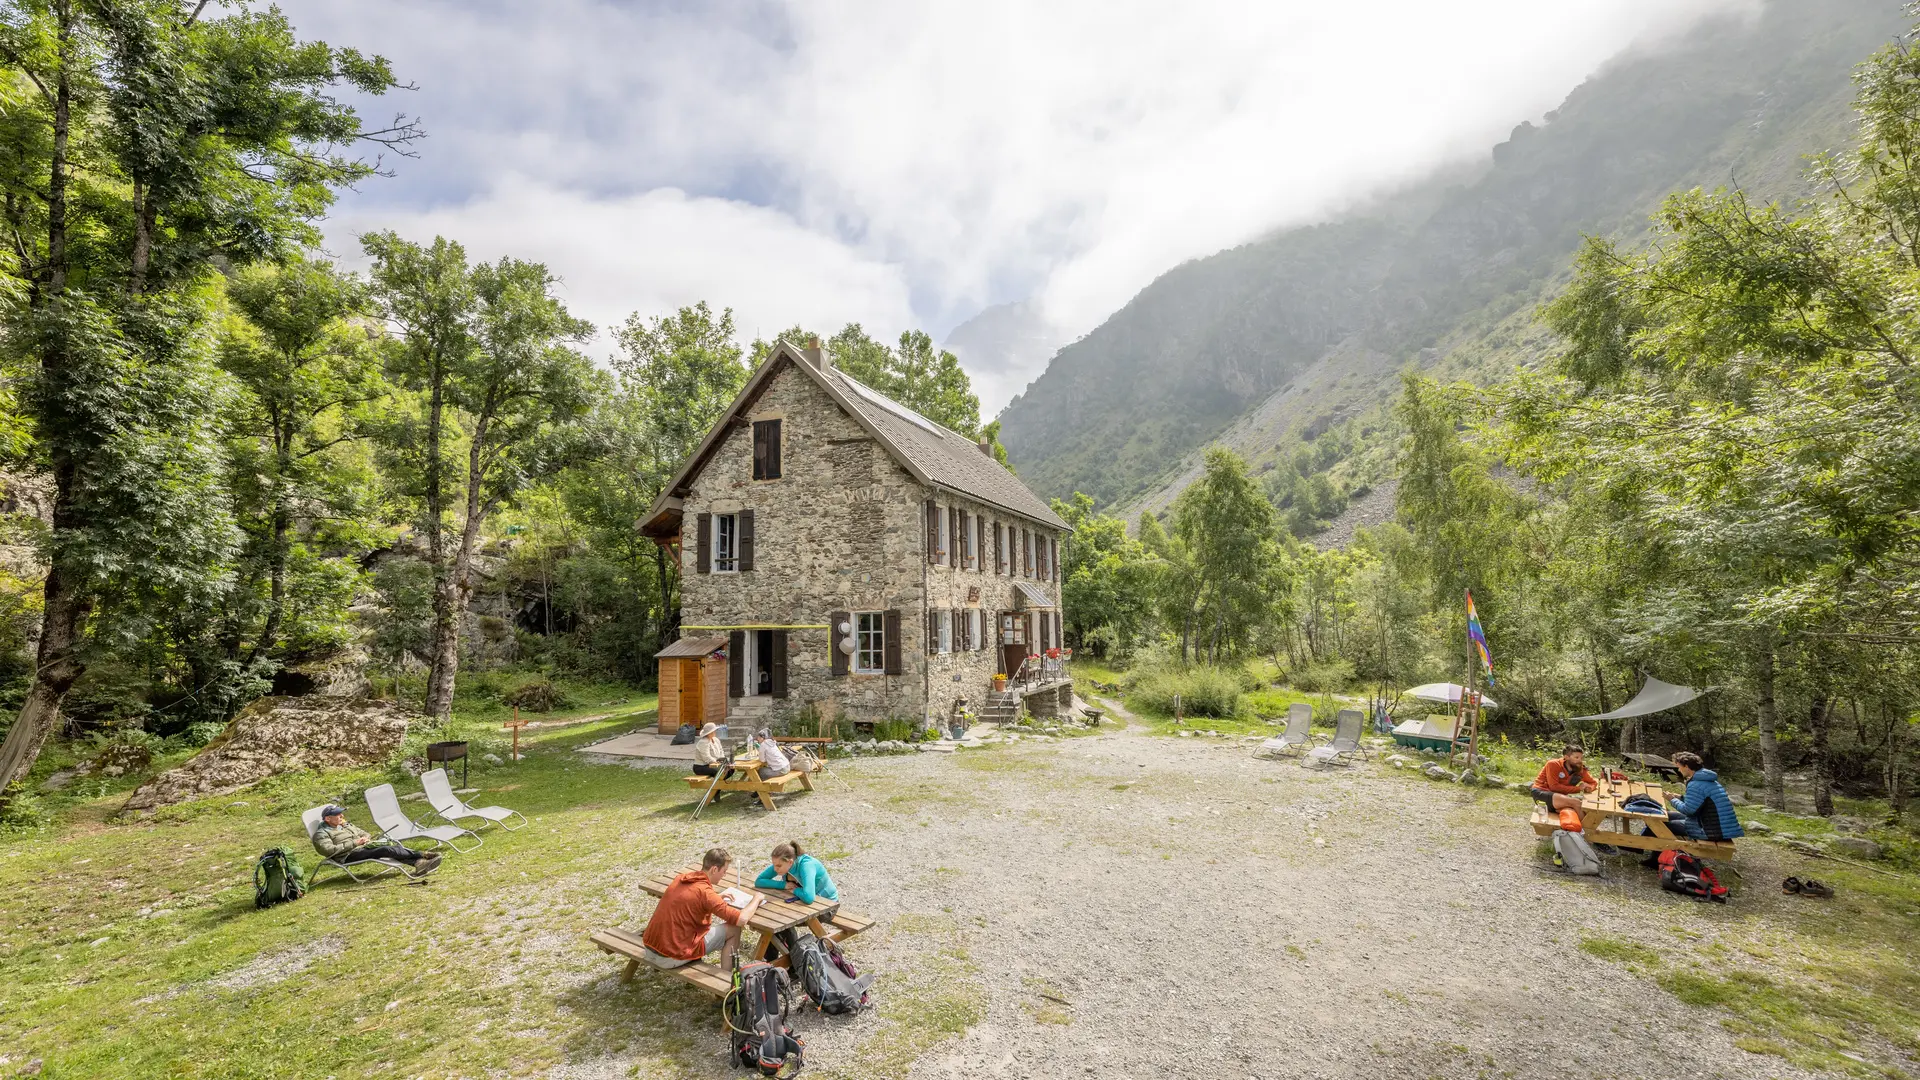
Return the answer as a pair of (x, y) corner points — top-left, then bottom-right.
(0, 693), (726, 1079)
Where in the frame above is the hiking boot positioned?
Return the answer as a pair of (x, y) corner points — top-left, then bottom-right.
(411, 852), (443, 876)
(1799, 878), (1834, 898)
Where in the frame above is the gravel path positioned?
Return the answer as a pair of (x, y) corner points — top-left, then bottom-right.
(567, 723), (1822, 1080)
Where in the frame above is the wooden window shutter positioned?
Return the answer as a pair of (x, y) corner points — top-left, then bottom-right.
(695, 512), (712, 574)
(925, 499), (938, 564)
(830, 611), (849, 676)
(728, 630), (745, 696)
(950, 609), (960, 654)
(948, 506), (960, 566)
(739, 509), (755, 571)
(995, 522), (1004, 574)
(926, 608), (937, 656)
(884, 609), (903, 674)
(960, 511), (971, 568)
(770, 630), (789, 697)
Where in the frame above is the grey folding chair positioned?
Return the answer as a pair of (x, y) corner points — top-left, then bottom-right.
(365, 783), (482, 853)
(1260, 703), (1318, 757)
(302, 806), (413, 885)
(421, 768), (526, 832)
(1304, 708), (1364, 767)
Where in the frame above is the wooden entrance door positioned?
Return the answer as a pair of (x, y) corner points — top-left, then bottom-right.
(678, 659), (704, 725)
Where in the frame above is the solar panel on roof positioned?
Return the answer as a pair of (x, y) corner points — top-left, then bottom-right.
(841, 373), (946, 435)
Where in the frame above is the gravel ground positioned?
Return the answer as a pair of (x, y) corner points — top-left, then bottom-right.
(562, 723), (1825, 1080)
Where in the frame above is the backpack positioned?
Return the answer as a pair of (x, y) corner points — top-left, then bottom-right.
(1552, 830), (1603, 876)
(785, 928), (873, 1015)
(725, 962), (803, 1076)
(1658, 849), (1729, 903)
(824, 938), (868, 1002)
(671, 724), (698, 745)
(254, 847), (307, 908)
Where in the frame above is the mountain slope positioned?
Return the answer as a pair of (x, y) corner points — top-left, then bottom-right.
(995, 0), (1905, 514)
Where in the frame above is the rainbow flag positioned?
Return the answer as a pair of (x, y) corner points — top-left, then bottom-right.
(1466, 589), (1494, 686)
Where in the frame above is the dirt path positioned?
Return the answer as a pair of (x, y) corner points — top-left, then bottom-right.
(572, 725), (1821, 1080)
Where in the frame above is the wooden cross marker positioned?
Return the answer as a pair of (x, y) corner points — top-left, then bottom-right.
(504, 705), (529, 761)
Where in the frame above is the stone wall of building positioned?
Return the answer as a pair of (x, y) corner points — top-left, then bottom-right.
(921, 487), (1062, 724)
(676, 356), (1065, 725)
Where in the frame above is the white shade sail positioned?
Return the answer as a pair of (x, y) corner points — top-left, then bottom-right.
(1568, 677), (1705, 722)
(1402, 682), (1498, 710)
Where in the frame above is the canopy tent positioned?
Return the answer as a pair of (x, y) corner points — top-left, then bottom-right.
(1401, 682), (1499, 710)
(1567, 677), (1705, 722)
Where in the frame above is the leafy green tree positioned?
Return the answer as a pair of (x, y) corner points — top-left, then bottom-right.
(0, 1), (412, 798)
(1169, 448), (1275, 662)
(365, 235), (596, 721)
(1053, 492), (1158, 658)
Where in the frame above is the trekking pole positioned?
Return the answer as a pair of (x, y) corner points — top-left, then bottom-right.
(693, 754), (729, 821)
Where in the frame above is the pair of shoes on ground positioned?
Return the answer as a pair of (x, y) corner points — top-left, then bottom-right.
(1781, 876), (1833, 898)
(407, 852), (444, 878)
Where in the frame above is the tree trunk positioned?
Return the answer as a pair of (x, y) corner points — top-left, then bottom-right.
(428, 417), (493, 722)
(1809, 694), (1834, 817)
(0, 23), (81, 806)
(1888, 707), (1907, 819)
(1754, 642), (1786, 811)
(421, 356), (453, 720)
(249, 430), (293, 664)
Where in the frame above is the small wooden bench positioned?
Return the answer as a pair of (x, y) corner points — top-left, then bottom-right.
(590, 926), (732, 996)
(1530, 805), (1736, 860)
(683, 766), (813, 811)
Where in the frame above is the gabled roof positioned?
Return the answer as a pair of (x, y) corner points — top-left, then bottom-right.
(640, 341), (1068, 536)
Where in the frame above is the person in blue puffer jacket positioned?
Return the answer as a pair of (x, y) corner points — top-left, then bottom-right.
(754, 840), (838, 905)
(1664, 751), (1745, 841)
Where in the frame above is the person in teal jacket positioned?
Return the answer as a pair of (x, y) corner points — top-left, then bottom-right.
(754, 840), (838, 905)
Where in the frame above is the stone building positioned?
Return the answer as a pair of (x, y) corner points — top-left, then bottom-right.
(639, 339), (1070, 729)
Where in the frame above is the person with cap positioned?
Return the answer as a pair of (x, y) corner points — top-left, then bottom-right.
(311, 804), (442, 876)
(690, 723), (735, 779)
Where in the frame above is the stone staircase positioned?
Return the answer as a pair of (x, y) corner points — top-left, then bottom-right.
(977, 690), (1021, 727)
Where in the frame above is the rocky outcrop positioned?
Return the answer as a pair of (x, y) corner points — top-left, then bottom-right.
(119, 696), (415, 814)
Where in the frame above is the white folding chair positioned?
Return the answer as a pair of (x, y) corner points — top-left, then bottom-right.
(364, 783), (481, 853)
(421, 768), (526, 831)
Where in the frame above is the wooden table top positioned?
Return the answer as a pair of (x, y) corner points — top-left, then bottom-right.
(1579, 774), (1673, 820)
(639, 864), (838, 934)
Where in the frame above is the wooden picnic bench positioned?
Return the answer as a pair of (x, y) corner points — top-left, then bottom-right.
(1529, 773), (1736, 860)
(682, 757), (814, 811)
(1620, 752), (1684, 781)
(590, 865), (874, 999)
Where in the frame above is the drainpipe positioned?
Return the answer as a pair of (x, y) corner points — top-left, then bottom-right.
(922, 487), (932, 728)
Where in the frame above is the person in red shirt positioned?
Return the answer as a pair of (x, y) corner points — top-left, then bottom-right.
(639, 847), (765, 971)
(1531, 745), (1598, 814)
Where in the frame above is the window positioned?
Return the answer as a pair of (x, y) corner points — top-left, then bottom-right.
(855, 612), (886, 674)
(713, 513), (739, 572)
(936, 609), (952, 654)
(752, 419), (782, 480)
(967, 514), (980, 570)
(936, 504), (951, 566)
(969, 609), (983, 651)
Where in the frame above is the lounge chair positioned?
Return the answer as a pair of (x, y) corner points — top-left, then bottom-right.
(301, 805), (416, 885)
(421, 767), (526, 831)
(364, 783), (482, 853)
(1259, 703), (1318, 756)
(1303, 708), (1364, 767)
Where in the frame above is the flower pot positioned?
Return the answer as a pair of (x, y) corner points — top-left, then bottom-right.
(991, 675), (1007, 692)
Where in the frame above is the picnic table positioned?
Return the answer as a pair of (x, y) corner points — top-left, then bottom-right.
(589, 864), (875, 999)
(1620, 752), (1683, 781)
(1529, 772), (1735, 859)
(682, 757), (814, 811)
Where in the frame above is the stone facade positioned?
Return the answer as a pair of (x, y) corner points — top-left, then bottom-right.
(674, 358), (1064, 725)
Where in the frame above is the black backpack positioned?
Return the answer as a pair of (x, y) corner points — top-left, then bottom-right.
(1658, 849), (1729, 904)
(784, 928), (873, 1015)
(254, 847), (307, 908)
(671, 723), (698, 745)
(725, 962), (803, 1076)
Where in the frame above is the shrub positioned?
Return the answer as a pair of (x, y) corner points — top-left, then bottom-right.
(503, 679), (568, 712)
(1128, 667), (1242, 718)
(1289, 658), (1355, 693)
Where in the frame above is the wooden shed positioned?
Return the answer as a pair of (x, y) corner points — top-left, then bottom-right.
(656, 635), (729, 734)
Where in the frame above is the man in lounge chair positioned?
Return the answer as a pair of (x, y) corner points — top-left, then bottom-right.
(1663, 751), (1745, 841)
(1530, 745), (1598, 815)
(640, 847), (765, 972)
(311, 804), (441, 876)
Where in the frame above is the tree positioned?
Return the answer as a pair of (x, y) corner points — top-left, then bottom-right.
(0, 1), (414, 800)
(365, 235), (595, 721)
(1053, 492), (1158, 658)
(219, 257), (383, 662)
(1168, 448), (1275, 662)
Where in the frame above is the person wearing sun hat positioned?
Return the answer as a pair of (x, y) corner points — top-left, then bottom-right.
(311, 804), (441, 876)
(691, 723), (735, 779)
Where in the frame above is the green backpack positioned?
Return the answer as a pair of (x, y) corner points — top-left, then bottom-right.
(254, 847), (308, 908)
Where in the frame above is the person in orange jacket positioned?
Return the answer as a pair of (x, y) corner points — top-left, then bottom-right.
(1530, 745), (1598, 815)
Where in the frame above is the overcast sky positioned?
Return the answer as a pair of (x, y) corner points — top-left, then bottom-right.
(281, 0), (1750, 413)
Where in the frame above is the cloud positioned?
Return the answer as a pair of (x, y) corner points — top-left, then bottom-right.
(323, 179), (916, 357)
(278, 0), (1750, 410)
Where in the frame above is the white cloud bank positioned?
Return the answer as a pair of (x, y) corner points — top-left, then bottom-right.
(285, 0), (1752, 411)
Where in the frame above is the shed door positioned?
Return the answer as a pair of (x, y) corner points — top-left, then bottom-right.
(678, 659), (704, 725)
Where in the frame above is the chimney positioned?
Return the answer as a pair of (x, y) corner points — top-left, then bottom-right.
(802, 335), (828, 370)
(976, 438), (994, 457)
